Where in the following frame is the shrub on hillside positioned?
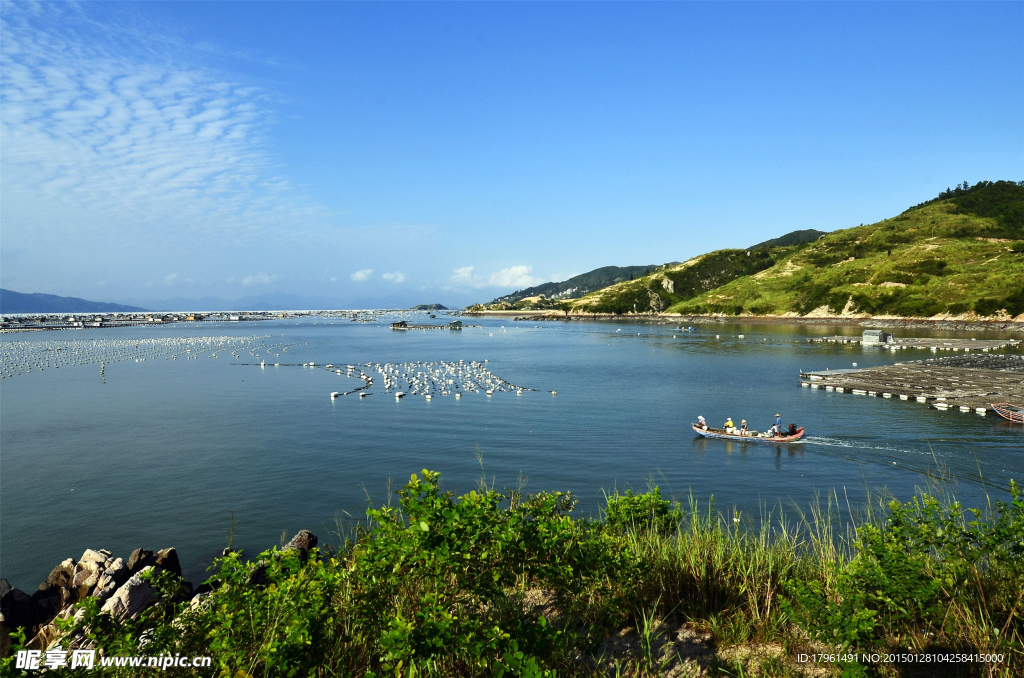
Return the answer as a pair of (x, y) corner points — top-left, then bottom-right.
(604, 487), (682, 535)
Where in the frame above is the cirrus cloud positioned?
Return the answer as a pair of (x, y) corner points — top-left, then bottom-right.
(0, 2), (332, 271)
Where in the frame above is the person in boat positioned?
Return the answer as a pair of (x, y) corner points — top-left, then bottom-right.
(697, 415), (708, 430)
(775, 413), (782, 431)
(740, 419), (749, 435)
(787, 423), (798, 437)
(724, 417), (735, 433)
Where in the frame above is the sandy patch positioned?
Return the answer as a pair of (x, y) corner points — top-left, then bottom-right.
(753, 259), (802, 280)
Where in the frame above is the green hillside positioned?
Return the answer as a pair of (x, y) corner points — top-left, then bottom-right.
(567, 247), (799, 314)
(669, 180), (1024, 318)
(563, 181), (1022, 319)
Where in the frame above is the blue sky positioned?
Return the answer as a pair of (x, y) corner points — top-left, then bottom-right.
(1, 1), (1021, 307)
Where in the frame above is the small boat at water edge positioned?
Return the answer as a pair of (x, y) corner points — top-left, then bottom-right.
(691, 424), (805, 443)
(992, 403), (1024, 423)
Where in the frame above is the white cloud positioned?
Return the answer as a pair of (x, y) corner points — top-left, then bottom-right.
(450, 264), (542, 288)
(0, 3), (331, 258)
(382, 271), (406, 284)
(163, 273), (179, 286)
(350, 269), (373, 282)
(488, 266), (542, 288)
(94, 280), (107, 287)
(329, 276), (337, 283)
(451, 266), (475, 284)
(241, 272), (278, 286)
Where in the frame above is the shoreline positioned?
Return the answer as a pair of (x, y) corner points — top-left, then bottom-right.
(463, 310), (1024, 332)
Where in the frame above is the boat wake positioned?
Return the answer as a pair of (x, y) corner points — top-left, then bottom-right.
(803, 437), (1011, 492)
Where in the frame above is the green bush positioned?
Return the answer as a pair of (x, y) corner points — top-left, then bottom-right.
(785, 482), (1024, 659)
(604, 487), (682, 534)
(975, 297), (1003, 317)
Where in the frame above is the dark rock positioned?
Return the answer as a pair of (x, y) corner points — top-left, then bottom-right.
(0, 584), (33, 630)
(153, 548), (181, 577)
(283, 530), (318, 558)
(248, 564), (271, 588)
(0, 579), (11, 600)
(127, 548), (154, 574)
(30, 588), (62, 627)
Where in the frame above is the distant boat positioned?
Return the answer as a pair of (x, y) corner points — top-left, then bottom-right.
(691, 424), (805, 443)
(992, 403), (1024, 423)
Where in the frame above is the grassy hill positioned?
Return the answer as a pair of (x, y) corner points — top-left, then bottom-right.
(669, 180), (1024, 318)
(563, 181), (1022, 319)
(564, 228), (825, 315)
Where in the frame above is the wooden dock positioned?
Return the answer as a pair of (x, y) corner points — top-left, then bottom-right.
(799, 353), (1024, 414)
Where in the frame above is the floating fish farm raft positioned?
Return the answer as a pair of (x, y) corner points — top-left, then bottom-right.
(807, 336), (1019, 352)
(799, 353), (1024, 415)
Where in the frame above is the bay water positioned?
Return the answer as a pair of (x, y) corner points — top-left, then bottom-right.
(2, 315), (1021, 590)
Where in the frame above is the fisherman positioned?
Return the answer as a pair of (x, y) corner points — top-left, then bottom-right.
(740, 419), (749, 435)
(724, 417), (735, 433)
(697, 415), (708, 430)
(775, 413), (782, 431)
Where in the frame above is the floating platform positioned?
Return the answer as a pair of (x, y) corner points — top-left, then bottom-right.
(799, 353), (1024, 414)
(807, 336), (1019, 352)
(390, 320), (470, 330)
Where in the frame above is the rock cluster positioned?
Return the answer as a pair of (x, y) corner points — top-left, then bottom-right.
(0, 532), (318, 655)
(0, 546), (186, 653)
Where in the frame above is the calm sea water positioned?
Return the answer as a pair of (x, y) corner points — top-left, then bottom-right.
(2, 316), (1022, 589)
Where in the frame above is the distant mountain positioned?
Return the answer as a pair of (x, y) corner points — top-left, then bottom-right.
(485, 265), (662, 306)
(750, 229), (827, 250)
(0, 289), (150, 314)
(410, 304), (448, 311)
